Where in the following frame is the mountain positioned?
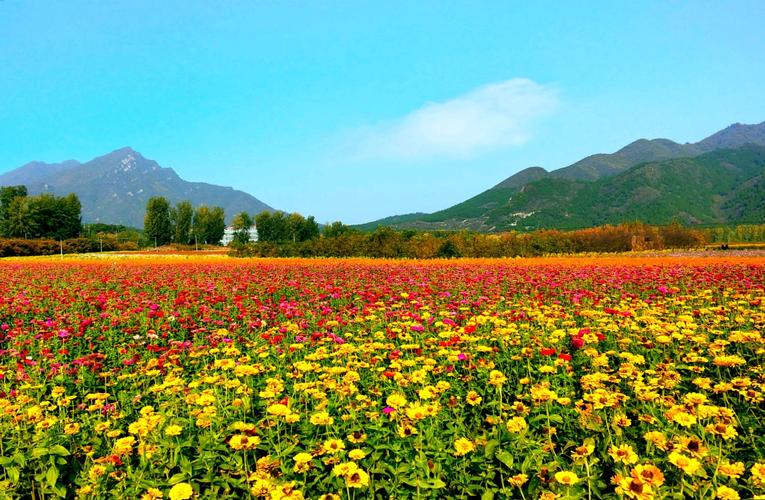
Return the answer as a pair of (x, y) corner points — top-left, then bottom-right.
(0, 147), (274, 228)
(696, 122), (765, 151)
(359, 121), (765, 231)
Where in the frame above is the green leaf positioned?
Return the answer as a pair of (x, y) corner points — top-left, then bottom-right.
(180, 456), (193, 475)
(168, 473), (187, 485)
(496, 450), (514, 468)
(548, 414), (564, 424)
(484, 439), (499, 458)
(31, 447), (49, 459)
(6, 467), (19, 483)
(48, 445), (70, 457)
(12, 453), (26, 467)
(0, 457), (12, 466)
(46, 465), (59, 486)
(481, 491), (495, 500)
(402, 478), (446, 489)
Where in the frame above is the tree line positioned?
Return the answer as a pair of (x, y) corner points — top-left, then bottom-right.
(143, 197), (227, 246)
(234, 222), (709, 258)
(0, 185), (82, 239)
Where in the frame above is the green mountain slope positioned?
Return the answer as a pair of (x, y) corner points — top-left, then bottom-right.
(361, 145), (765, 232)
(359, 121), (765, 231)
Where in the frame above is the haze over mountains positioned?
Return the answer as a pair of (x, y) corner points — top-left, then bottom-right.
(359, 121), (765, 231)
(0, 148), (274, 228)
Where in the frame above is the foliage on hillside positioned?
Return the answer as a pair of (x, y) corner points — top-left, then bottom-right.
(361, 146), (765, 232)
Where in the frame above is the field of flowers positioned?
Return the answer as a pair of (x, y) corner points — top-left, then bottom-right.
(0, 255), (764, 499)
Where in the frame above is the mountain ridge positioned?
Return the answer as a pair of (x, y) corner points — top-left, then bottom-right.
(358, 121), (765, 231)
(0, 147), (274, 228)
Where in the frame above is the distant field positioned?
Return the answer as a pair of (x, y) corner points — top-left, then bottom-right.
(1, 256), (764, 498)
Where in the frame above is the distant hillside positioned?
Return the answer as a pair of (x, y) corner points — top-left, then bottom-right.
(359, 121), (765, 231)
(0, 147), (274, 227)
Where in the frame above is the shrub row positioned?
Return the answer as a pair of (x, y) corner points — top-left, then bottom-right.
(0, 238), (138, 257)
(232, 222), (708, 258)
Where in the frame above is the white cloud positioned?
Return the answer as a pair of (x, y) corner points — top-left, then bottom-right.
(347, 78), (557, 160)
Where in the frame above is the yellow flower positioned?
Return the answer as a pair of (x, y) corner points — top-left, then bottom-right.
(706, 422), (738, 440)
(347, 431), (367, 444)
(668, 451), (702, 475)
(332, 462), (358, 477)
(168, 482), (194, 500)
(95, 421), (111, 433)
(310, 411), (334, 425)
(269, 482), (304, 500)
(348, 449), (367, 460)
(386, 393), (407, 409)
(88, 464), (107, 482)
(165, 425), (183, 437)
(141, 488), (164, 500)
(616, 475), (653, 500)
(112, 436), (136, 456)
(643, 431), (668, 451)
(751, 462), (765, 487)
(488, 370), (507, 387)
(453, 437), (475, 456)
(508, 474), (528, 487)
(632, 464), (665, 486)
(229, 435), (248, 450)
(397, 423), (418, 438)
(345, 469), (370, 488)
(554, 471), (579, 485)
(671, 411), (697, 427)
(64, 423), (81, 435)
(465, 391), (482, 406)
(609, 444), (638, 465)
(405, 403), (429, 421)
(571, 441), (595, 461)
(293, 452), (313, 473)
(715, 485), (740, 500)
(718, 461), (745, 479)
(266, 403), (290, 416)
(323, 438), (345, 454)
(250, 478), (274, 496)
(506, 416), (527, 433)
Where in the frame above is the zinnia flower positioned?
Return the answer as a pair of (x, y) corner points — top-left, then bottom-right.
(168, 482), (193, 500)
(554, 471), (579, 485)
(453, 437), (475, 456)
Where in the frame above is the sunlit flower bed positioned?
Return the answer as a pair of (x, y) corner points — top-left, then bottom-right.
(1, 256), (764, 499)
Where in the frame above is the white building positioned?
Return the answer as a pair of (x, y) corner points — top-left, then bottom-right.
(221, 224), (258, 246)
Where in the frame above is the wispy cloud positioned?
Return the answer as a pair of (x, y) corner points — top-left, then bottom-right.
(345, 78), (557, 161)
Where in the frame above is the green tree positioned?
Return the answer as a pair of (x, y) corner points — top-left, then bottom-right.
(436, 239), (461, 258)
(193, 205), (226, 244)
(231, 211), (254, 245)
(3, 196), (37, 238)
(171, 200), (193, 244)
(323, 221), (353, 238)
(270, 211), (290, 242)
(144, 196), (173, 246)
(255, 211), (290, 242)
(0, 185), (28, 227)
(24, 193), (81, 240)
(254, 211), (273, 242)
(300, 215), (320, 241)
(60, 193), (82, 239)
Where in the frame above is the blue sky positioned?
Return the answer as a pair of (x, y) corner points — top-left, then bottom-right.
(1, 1), (764, 224)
